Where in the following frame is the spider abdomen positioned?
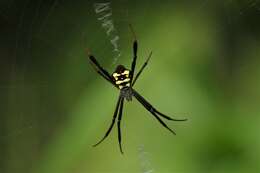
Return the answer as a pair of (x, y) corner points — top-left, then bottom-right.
(112, 65), (131, 89)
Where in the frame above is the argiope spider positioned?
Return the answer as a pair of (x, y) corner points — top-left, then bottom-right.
(87, 25), (187, 154)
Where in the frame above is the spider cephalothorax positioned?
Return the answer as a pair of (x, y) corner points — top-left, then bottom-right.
(88, 25), (187, 154)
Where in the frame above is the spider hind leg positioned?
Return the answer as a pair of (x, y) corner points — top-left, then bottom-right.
(132, 89), (187, 134)
(117, 98), (125, 154)
(93, 96), (121, 147)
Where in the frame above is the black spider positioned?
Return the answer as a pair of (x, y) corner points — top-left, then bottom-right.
(87, 26), (187, 154)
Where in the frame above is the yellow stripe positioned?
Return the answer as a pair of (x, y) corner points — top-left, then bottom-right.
(112, 73), (120, 77)
(119, 83), (130, 89)
(122, 70), (130, 75)
(115, 78), (130, 84)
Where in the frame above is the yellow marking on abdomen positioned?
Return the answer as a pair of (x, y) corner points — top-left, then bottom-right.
(119, 83), (130, 89)
(115, 78), (130, 85)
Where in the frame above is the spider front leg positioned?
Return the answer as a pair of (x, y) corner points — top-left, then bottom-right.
(87, 51), (117, 88)
(132, 51), (152, 86)
(131, 40), (138, 74)
(129, 24), (138, 85)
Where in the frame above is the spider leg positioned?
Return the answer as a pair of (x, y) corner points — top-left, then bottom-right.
(133, 90), (176, 135)
(129, 24), (138, 85)
(133, 89), (187, 121)
(132, 90), (187, 135)
(153, 109), (187, 121)
(89, 61), (114, 84)
(88, 53), (117, 88)
(117, 98), (125, 154)
(132, 51), (152, 86)
(93, 96), (122, 147)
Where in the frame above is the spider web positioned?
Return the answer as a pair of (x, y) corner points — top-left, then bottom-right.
(0, 1), (127, 172)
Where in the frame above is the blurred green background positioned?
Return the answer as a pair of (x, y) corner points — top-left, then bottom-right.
(1, 0), (260, 173)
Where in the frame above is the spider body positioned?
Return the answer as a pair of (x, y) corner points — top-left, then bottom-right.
(120, 87), (133, 101)
(112, 65), (131, 89)
(88, 26), (187, 154)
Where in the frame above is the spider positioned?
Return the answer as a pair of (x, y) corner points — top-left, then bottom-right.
(87, 26), (187, 154)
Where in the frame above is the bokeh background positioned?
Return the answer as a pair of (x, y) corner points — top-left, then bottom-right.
(1, 0), (260, 173)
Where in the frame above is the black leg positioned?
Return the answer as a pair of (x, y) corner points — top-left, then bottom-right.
(133, 90), (176, 135)
(93, 96), (122, 147)
(129, 24), (138, 85)
(132, 51), (152, 86)
(154, 109), (187, 121)
(88, 54), (117, 88)
(133, 89), (187, 121)
(89, 61), (113, 84)
(132, 90), (187, 135)
(117, 98), (124, 154)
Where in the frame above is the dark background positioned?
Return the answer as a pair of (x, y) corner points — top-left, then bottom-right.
(1, 0), (260, 173)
